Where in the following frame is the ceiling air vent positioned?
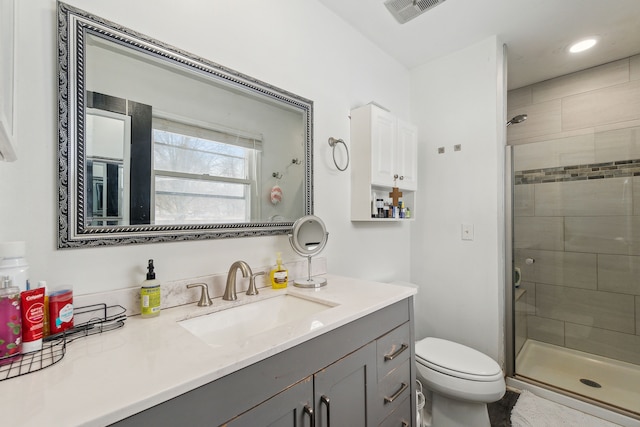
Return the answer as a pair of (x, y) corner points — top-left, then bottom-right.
(384, 0), (447, 24)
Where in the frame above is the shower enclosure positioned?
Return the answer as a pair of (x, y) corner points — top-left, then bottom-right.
(507, 133), (640, 416)
(504, 55), (640, 419)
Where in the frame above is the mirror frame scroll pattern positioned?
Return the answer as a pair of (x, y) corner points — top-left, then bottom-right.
(57, 2), (313, 248)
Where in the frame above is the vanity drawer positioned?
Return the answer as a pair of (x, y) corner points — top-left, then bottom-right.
(377, 322), (411, 380)
(378, 395), (411, 427)
(377, 358), (411, 422)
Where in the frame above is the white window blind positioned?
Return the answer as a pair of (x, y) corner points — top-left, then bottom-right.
(153, 115), (262, 151)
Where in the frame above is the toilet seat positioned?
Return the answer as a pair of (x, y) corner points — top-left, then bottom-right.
(416, 337), (503, 382)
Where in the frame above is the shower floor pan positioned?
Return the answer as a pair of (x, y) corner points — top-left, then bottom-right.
(516, 339), (640, 415)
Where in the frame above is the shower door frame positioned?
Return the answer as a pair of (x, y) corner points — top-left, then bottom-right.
(504, 145), (516, 378)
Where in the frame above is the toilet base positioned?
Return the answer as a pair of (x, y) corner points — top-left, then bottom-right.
(431, 393), (490, 427)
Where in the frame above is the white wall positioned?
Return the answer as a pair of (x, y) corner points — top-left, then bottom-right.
(0, 0), (412, 294)
(409, 36), (506, 362)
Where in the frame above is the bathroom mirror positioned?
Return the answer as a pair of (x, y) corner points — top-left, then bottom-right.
(57, 2), (313, 248)
(288, 215), (328, 288)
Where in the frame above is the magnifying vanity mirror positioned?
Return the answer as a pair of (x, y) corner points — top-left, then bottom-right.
(57, 2), (313, 248)
(288, 215), (329, 288)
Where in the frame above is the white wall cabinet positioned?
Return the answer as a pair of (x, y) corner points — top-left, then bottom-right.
(395, 119), (418, 190)
(350, 104), (418, 221)
(0, 0), (16, 161)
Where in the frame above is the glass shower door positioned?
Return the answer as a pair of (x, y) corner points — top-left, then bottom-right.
(511, 131), (640, 415)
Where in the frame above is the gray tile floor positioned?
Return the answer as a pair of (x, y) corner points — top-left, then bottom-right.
(488, 390), (520, 427)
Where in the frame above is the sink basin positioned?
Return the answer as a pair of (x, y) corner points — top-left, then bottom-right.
(178, 294), (334, 348)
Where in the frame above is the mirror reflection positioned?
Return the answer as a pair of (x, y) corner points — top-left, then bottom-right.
(85, 33), (305, 226)
(57, 3), (313, 247)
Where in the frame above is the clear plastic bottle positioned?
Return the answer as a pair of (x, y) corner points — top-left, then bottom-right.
(0, 276), (22, 364)
(0, 241), (29, 292)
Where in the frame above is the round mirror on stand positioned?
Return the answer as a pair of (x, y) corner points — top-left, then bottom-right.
(288, 215), (329, 288)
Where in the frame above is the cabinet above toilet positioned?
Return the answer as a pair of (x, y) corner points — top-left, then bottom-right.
(350, 103), (418, 222)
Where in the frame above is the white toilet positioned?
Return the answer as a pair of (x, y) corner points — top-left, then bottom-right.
(415, 337), (505, 427)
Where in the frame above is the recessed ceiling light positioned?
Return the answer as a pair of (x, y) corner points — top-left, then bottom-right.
(569, 38), (597, 53)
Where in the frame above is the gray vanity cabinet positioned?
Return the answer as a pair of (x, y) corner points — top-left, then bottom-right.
(375, 323), (412, 424)
(314, 342), (377, 426)
(111, 298), (415, 427)
(226, 376), (314, 427)
(229, 343), (377, 427)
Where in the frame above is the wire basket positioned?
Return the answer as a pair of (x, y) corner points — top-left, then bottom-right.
(0, 303), (126, 382)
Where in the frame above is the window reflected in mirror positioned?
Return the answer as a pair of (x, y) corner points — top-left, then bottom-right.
(152, 119), (262, 224)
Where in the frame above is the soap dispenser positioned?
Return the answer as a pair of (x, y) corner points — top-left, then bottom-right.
(140, 260), (161, 318)
(0, 275), (22, 362)
(270, 252), (288, 289)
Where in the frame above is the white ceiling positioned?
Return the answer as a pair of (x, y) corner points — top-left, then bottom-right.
(317, 0), (640, 89)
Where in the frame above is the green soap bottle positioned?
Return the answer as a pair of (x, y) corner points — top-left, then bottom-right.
(140, 259), (161, 318)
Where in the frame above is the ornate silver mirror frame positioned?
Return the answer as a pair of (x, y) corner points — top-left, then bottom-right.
(57, 2), (313, 248)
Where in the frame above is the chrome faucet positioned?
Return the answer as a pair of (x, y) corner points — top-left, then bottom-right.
(247, 271), (265, 296)
(223, 261), (253, 301)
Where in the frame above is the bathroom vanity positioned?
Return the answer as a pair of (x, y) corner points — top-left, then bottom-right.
(0, 276), (416, 426)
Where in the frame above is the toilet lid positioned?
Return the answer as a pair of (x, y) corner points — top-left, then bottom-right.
(415, 338), (502, 381)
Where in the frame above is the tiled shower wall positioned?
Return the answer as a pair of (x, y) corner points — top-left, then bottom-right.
(509, 54), (640, 366)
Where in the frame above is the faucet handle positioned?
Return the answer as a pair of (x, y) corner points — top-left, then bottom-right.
(187, 283), (213, 307)
(247, 271), (265, 296)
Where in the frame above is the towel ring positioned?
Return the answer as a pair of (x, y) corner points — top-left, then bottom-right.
(328, 137), (349, 171)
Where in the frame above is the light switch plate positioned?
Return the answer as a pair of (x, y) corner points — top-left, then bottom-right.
(462, 223), (474, 241)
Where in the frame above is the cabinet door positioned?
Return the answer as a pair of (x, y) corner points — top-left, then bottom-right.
(370, 107), (397, 187)
(314, 341), (377, 427)
(0, 0), (17, 161)
(396, 120), (418, 191)
(225, 377), (314, 427)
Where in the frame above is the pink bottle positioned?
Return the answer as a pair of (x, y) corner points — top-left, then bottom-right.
(0, 275), (22, 365)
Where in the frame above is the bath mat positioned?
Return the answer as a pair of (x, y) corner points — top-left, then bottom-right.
(511, 390), (621, 427)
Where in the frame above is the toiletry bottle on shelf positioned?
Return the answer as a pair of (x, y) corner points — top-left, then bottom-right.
(20, 286), (45, 353)
(140, 259), (161, 318)
(49, 286), (74, 334)
(0, 241), (29, 292)
(0, 276), (21, 364)
(38, 281), (50, 337)
(270, 252), (288, 289)
(371, 191), (378, 218)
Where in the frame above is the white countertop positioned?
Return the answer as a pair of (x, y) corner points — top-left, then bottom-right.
(0, 275), (415, 426)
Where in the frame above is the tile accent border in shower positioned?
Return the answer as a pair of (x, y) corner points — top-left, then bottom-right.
(515, 159), (640, 185)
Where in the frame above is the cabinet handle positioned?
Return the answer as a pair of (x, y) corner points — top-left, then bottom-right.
(321, 395), (330, 427)
(384, 343), (408, 361)
(384, 382), (408, 404)
(303, 404), (315, 427)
